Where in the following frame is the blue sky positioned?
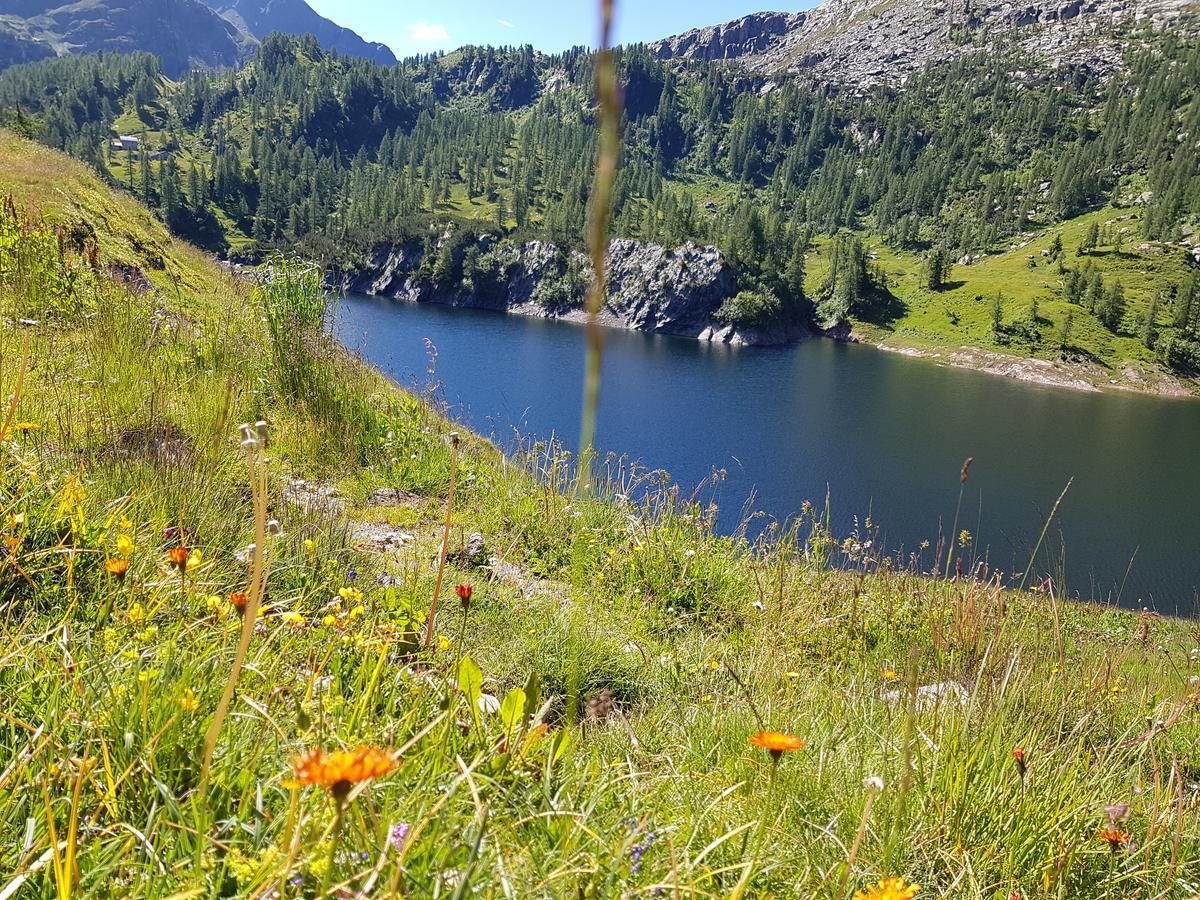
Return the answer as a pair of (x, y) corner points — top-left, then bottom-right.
(306, 1), (816, 57)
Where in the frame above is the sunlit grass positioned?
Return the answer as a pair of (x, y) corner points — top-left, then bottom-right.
(2, 130), (1199, 897)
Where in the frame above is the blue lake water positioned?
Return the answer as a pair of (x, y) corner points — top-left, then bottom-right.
(336, 293), (1200, 612)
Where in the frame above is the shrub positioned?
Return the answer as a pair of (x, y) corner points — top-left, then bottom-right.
(713, 288), (783, 329)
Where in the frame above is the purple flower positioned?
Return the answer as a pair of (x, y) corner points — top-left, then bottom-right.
(347, 570), (358, 581)
(389, 822), (410, 851)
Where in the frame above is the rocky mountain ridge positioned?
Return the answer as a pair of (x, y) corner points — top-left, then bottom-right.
(0, 0), (395, 75)
(650, 0), (1198, 83)
(340, 236), (807, 347)
(199, 0), (396, 66)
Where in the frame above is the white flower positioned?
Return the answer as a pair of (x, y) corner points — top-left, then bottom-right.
(863, 775), (885, 793)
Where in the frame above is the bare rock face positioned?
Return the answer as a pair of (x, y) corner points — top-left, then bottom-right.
(649, 0), (1197, 84)
(341, 233), (805, 346)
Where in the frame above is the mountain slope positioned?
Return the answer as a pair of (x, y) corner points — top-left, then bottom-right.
(199, 0), (397, 65)
(650, 0), (1197, 83)
(0, 0), (254, 76)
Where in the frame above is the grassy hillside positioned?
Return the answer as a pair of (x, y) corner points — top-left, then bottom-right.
(805, 206), (1199, 394)
(3, 131), (1200, 897)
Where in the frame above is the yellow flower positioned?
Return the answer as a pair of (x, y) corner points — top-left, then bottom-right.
(119, 515), (133, 530)
(281, 611), (306, 629)
(116, 534), (136, 556)
(6, 511), (25, 529)
(57, 475), (86, 516)
(348, 605), (365, 619)
(186, 549), (203, 571)
(438, 635), (452, 652)
(853, 876), (920, 900)
(322, 614), (338, 627)
(304, 538), (315, 557)
(179, 689), (200, 713)
(882, 670), (900, 681)
(338, 586), (363, 604)
(127, 602), (147, 625)
(205, 595), (230, 619)
(0, 421), (39, 440)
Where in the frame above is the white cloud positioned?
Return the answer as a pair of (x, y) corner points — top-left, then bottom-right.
(404, 22), (451, 45)
(497, 18), (515, 28)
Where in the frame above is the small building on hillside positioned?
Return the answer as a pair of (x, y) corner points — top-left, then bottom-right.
(111, 135), (141, 152)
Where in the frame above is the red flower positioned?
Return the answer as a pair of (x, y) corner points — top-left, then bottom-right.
(456, 583), (473, 608)
(167, 545), (188, 570)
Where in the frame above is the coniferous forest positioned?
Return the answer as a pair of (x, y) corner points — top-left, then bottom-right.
(1, 31), (1198, 364)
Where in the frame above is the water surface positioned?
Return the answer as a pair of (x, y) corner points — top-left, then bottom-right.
(336, 294), (1200, 612)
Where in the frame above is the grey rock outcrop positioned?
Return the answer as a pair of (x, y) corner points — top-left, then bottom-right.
(650, 0), (1197, 84)
(340, 232), (806, 347)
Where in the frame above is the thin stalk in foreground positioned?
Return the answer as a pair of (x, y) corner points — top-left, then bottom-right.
(425, 431), (461, 651)
(200, 423), (271, 791)
(1017, 478), (1073, 595)
(577, 0), (621, 494)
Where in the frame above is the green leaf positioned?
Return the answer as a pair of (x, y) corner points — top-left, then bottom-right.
(457, 655), (483, 727)
(499, 688), (526, 737)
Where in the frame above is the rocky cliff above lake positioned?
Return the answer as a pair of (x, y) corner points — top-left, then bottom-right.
(339, 233), (807, 347)
(650, 0), (1197, 83)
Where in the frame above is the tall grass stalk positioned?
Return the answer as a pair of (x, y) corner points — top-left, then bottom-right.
(577, 0), (621, 494)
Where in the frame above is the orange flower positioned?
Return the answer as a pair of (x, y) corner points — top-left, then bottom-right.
(105, 557), (129, 581)
(1012, 746), (1027, 778)
(456, 583), (473, 609)
(229, 591), (249, 613)
(167, 545), (189, 570)
(1097, 827), (1130, 851)
(749, 730), (805, 761)
(289, 746), (398, 804)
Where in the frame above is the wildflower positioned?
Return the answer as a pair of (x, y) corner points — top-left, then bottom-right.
(853, 876), (919, 900)
(339, 586), (364, 604)
(179, 689), (200, 713)
(116, 534), (136, 557)
(863, 775), (885, 793)
(288, 746), (398, 806)
(127, 602), (147, 625)
(629, 830), (656, 875)
(229, 591), (249, 614)
(57, 475), (86, 516)
(304, 538), (315, 557)
(456, 583), (473, 610)
(167, 546), (189, 571)
(1097, 827), (1131, 851)
(389, 822), (411, 851)
(958, 529), (972, 548)
(438, 635), (453, 652)
(206, 595), (229, 618)
(748, 731), (805, 762)
(186, 549), (203, 571)
(105, 557), (129, 581)
(1012, 747), (1027, 779)
(882, 669), (900, 682)
(281, 611), (306, 629)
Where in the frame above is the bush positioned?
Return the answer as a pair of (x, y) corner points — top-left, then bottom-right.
(713, 289), (783, 329)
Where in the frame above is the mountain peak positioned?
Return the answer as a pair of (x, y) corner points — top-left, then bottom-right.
(199, 0), (397, 66)
(650, 0), (1198, 83)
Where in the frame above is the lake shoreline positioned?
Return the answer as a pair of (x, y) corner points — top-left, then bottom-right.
(845, 328), (1198, 400)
